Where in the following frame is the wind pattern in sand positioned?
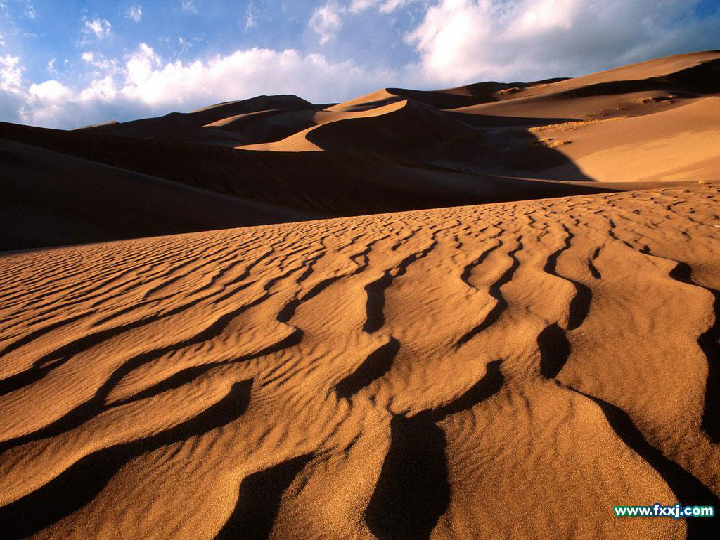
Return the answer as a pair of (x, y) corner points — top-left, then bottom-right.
(1, 183), (720, 540)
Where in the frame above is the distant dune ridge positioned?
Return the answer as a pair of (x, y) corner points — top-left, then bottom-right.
(2, 50), (720, 250)
(1, 52), (720, 540)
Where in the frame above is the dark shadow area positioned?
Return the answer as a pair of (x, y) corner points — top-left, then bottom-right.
(365, 416), (450, 540)
(588, 247), (602, 279)
(457, 239), (522, 347)
(669, 261), (693, 285)
(542, 225), (593, 331)
(0, 137), (308, 252)
(666, 260), (720, 443)
(567, 281), (592, 332)
(538, 323), (571, 379)
(365, 361), (504, 539)
(0, 380), (252, 540)
(543, 226), (572, 275)
(699, 287), (720, 444)
(363, 271), (395, 334)
(363, 242), (436, 334)
(214, 454), (313, 540)
(335, 338), (400, 399)
(574, 390), (720, 540)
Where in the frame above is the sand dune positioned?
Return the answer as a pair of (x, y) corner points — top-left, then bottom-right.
(62, 51), (720, 184)
(242, 51), (720, 186)
(240, 99), (471, 160)
(0, 139), (307, 251)
(532, 96), (720, 183)
(2, 51), (720, 539)
(1, 181), (719, 539)
(0, 119), (609, 251)
(2, 51), (716, 251)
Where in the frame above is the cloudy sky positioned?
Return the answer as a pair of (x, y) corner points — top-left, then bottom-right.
(1, 0), (718, 128)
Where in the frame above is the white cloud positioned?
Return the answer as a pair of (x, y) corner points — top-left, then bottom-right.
(0, 54), (21, 92)
(47, 57), (56, 73)
(29, 79), (71, 100)
(78, 75), (117, 102)
(181, 0), (198, 14)
(126, 5), (142, 22)
(24, 80), (74, 126)
(117, 44), (396, 107)
(310, 1), (344, 44)
(81, 51), (116, 71)
(0, 54), (24, 122)
(350, 0), (415, 14)
(349, 0), (376, 11)
(408, 0), (720, 85)
(245, 3), (257, 30)
(82, 18), (112, 41)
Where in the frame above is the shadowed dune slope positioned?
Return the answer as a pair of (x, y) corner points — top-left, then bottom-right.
(0, 138), (307, 251)
(0, 139), (307, 251)
(0, 120), (612, 251)
(1, 182), (719, 539)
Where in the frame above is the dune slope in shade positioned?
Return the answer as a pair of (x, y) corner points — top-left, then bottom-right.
(1, 182), (720, 539)
(0, 139), (308, 251)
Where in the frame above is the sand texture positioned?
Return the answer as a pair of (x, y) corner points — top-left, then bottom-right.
(1, 181), (720, 539)
(2, 50), (720, 539)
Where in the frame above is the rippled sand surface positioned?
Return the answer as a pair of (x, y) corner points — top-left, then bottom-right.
(1, 182), (719, 539)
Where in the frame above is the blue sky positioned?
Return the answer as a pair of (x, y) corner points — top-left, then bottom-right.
(1, 0), (718, 128)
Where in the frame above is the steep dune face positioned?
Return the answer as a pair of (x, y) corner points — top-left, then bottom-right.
(1, 182), (719, 539)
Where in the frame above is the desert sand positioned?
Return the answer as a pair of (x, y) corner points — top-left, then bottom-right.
(1, 182), (720, 539)
(1, 51), (720, 540)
